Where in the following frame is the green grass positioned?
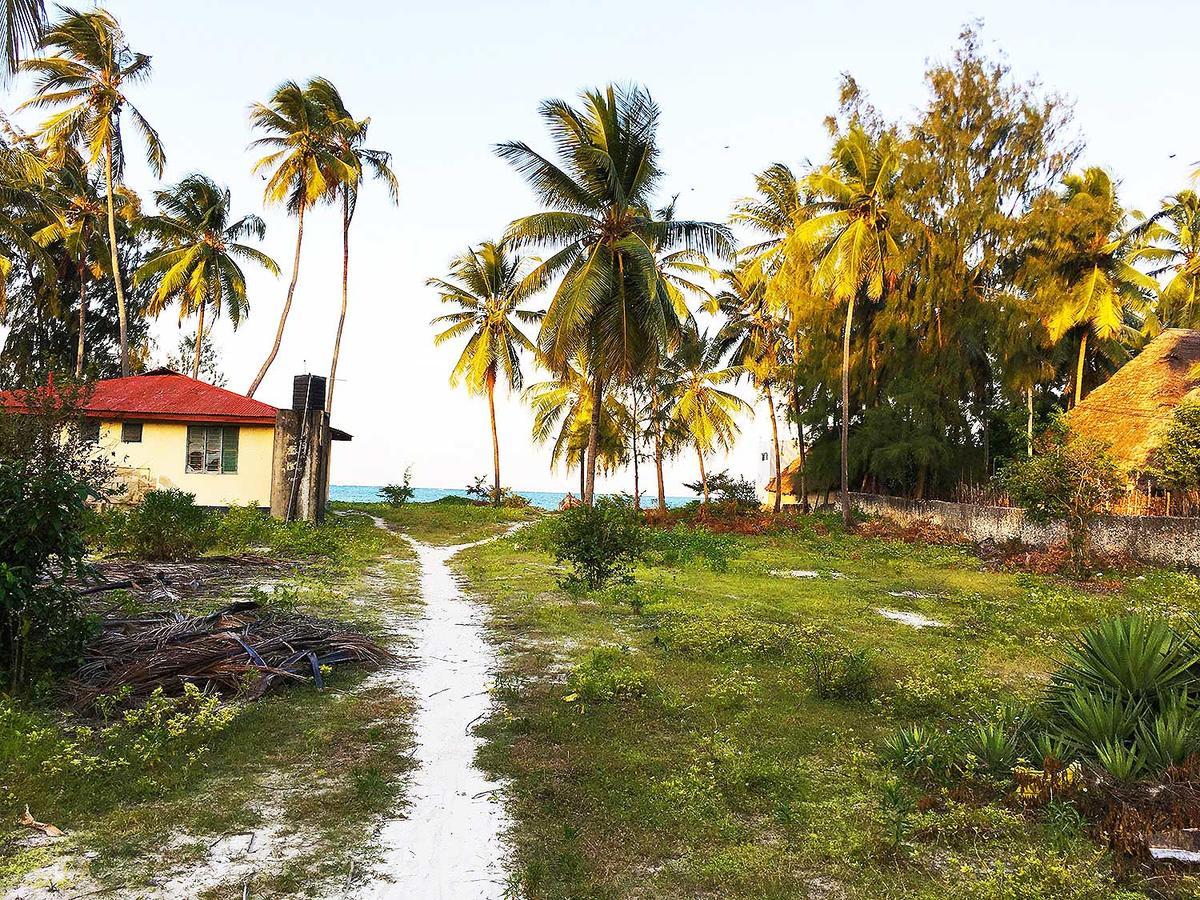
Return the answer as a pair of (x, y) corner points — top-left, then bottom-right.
(1, 509), (418, 895)
(458, 513), (1199, 899)
(333, 498), (540, 545)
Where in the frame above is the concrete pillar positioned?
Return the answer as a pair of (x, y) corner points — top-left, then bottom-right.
(270, 407), (331, 523)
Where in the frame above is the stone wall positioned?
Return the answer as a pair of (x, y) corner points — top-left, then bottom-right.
(849, 493), (1200, 569)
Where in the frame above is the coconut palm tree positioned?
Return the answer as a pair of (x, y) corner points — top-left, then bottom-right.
(305, 78), (399, 413)
(778, 125), (904, 527)
(731, 162), (805, 279)
(1140, 191), (1200, 332)
(244, 80), (351, 397)
(31, 149), (120, 376)
(1029, 168), (1155, 406)
(718, 266), (787, 512)
(1, 0), (44, 80)
(666, 325), (751, 507)
(134, 174), (278, 380)
(20, 6), (165, 377)
(498, 83), (731, 504)
(525, 353), (630, 497)
(429, 241), (541, 506)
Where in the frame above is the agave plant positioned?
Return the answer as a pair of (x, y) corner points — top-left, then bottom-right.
(1134, 692), (1200, 774)
(879, 724), (954, 782)
(1093, 739), (1144, 783)
(1052, 616), (1199, 703)
(1051, 686), (1141, 752)
(967, 720), (1022, 778)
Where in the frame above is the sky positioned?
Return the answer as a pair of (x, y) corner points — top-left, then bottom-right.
(3, 0), (1197, 495)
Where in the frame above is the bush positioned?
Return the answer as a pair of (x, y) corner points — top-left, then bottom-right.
(564, 646), (651, 704)
(0, 382), (111, 689)
(655, 613), (819, 659)
(380, 468), (415, 507)
(1150, 400), (1200, 493)
(999, 419), (1124, 574)
(124, 489), (217, 560)
(684, 469), (760, 508)
(547, 495), (647, 590)
(804, 644), (878, 701)
(214, 503), (273, 549)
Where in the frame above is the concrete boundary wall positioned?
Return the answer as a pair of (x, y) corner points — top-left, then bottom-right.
(849, 493), (1200, 569)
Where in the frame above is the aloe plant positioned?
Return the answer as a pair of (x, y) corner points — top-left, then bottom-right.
(1053, 616), (1199, 702)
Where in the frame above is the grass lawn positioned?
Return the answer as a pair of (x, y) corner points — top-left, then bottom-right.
(458, 512), (1200, 899)
(1, 512), (420, 897)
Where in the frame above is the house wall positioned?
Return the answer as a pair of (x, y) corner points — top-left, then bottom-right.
(847, 493), (1200, 569)
(95, 420), (275, 508)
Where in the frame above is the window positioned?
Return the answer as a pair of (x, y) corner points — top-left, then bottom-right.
(121, 422), (143, 443)
(82, 420), (100, 443)
(185, 425), (239, 474)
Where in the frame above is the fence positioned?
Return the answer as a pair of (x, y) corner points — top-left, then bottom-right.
(850, 493), (1200, 569)
(948, 483), (1200, 520)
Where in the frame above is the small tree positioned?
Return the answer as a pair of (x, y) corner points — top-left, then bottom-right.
(1001, 420), (1124, 574)
(548, 495), (647, 590)
(0, 380), (113, 689)
(380, 469), (415, 507)
(1150, 401), (1200, 495)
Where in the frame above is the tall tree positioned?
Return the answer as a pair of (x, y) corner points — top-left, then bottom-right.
(135, 174), (278, 380)
(1024, 168), (1155, 406)
(305, 78), (398, 413)
(1140, 191), (1200, 332)
(666, 325), (751, 506)
(244, 80), (350, 397)
(429, 241), (540, 506)
(498, 83), (731, 504)
(1, 0), (44, 79)
(777, 125), (905, 527)
(21, 6), (165, 376)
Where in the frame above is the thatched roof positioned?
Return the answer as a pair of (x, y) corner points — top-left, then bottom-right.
(766, 456), (801, 493)
(1067, 328), (1200, 472)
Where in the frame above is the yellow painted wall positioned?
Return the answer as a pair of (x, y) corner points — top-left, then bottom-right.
(95, 420), (275, 508)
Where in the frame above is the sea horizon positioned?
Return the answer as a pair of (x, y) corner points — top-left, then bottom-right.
(330, 484), (695, 511)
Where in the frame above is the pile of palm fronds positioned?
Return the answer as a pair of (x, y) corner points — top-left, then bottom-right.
(65, 600), (391, 710)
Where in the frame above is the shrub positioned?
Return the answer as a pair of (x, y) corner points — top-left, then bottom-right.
(124, 489), (217, 560)
(0, 383), (111, 689)
(880, 724), (955, 781)
(547, 495), (647, 590)
(565, 647), (651, 704)
(684, 469), (760, 508)
(380, 468), (415, 507)
(999, 420), (1124, 574)
(654, 613), (819, 659)
(1150, 400), (1200, 493)
(804, 644), (878, 701)
(214, 503), (273, 549)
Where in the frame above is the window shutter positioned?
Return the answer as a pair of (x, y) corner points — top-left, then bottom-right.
(221, 426), (239, 473)
(186, 425), (205, 472)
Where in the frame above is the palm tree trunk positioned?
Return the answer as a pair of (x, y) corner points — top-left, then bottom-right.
(104, 138), (129, 377)
(791, 383), (809, 513)
(766, 383), (782, 514)
(1026, 386), (1034, 457)
(697, 442), (708, 507)
(584, 376), (603, 505)
(248, 203), (306, 398)
(75, 260), (87, 379)
(1074, 330), (1088, 408)
(655, 424), (666, 512)
(579, 456), (585, 499)
(192, 301), (206, 380)
(487, 372), (501, 507)
(840, 294), (856, 529)
(327, 191), (350, 412)
(631, 422), (640, 510)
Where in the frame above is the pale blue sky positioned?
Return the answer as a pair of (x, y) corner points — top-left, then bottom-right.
(4, 0), (1197, 493)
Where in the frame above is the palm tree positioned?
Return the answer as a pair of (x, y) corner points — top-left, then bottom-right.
(778, 125), (904, 527)
(1030, 168), (1155, 406)
(718, 266), (787, 512)
(731, 162), (804, 278)
(666, 325), (751, 506)
(525, 353), (630, 496)
(244, 80), (351, 397)
(1, 0), (44, 80)
(20, 6), (165, 377)
(134, 174), (279, 380)
(1140, 191), (1200, 332)
(498, 83), (731, 504)
(429, 241), (540, 506)
(305, 78), (399, 413)
(31, 149), (120, 376)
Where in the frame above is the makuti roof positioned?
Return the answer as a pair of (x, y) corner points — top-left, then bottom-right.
(1066, 328), (1200, 472)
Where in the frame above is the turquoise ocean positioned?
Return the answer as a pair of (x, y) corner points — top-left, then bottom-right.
(330, 485), (693, 511)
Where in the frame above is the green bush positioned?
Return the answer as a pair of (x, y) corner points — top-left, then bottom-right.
(124, 489), (217, 560)
(654, 613), (819, 659)
(565, 647), (651, 704)
(804, 644), (878, 701)
(381, 468), (415, 507)
(547, 495), (647, 590)
(214, 503), (274, 549)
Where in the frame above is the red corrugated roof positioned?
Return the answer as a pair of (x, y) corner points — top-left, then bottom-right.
(1, 369), (279, 425)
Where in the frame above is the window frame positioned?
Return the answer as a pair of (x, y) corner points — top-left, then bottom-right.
(185, 424), (240, 475)
(121, 421), (143, 443)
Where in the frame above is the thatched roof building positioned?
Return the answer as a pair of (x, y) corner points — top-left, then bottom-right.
(1067, 328), (1200, 474)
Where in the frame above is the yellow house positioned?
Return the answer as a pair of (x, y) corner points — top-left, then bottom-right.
(30, 368), (350, 511)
